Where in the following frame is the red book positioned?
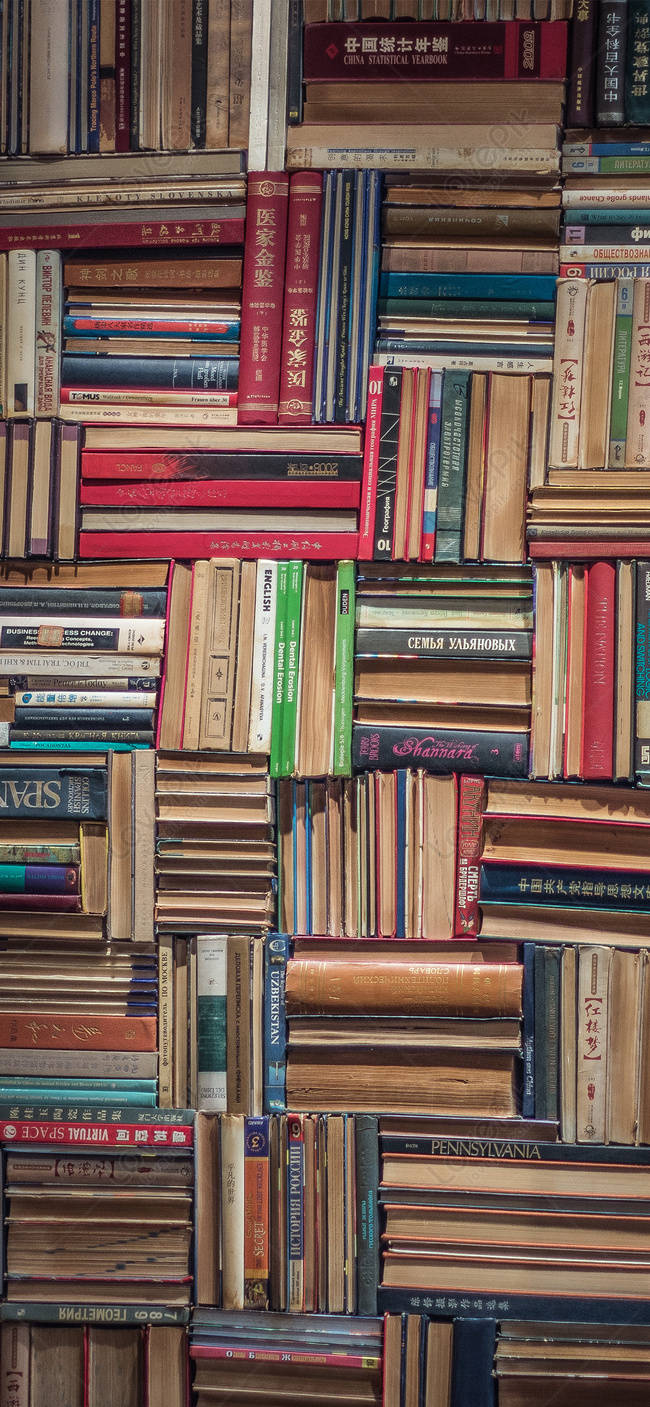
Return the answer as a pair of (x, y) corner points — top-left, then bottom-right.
(454, 775), (485, 939)
(581, 560), (616, 781)
(80, 480), (361, 508)
(80, 448), (362, 481)
(304, 22), (568, 82)
(190, 1347), (380, 1368)
(0, 1013), (157, 1051)
(0, 1119), (193, 1147)
(0, 216), (245, 252)
(237, 173), (290, 426)
(278, 172), (323, 426)
(115, 0), (131, 151)
(79, 530), (359, 560)
(243, 1117), (270, 1308)
(357, 368), (383, 561)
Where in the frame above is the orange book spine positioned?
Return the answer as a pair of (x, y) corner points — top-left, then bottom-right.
(0, 1012), (157, 1051)
(285, 960), (523, 1017)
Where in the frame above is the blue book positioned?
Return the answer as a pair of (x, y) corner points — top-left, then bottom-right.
(481, 862), (650, 909)
(359, 170), (382, 423)
(0, 1077), (157, 1093)
(451, 1319), (496, 1407)
(0, 1087), (157, 1106)
(379, 273), (558, 301)
(87, 0), (100, 152)
(564, 141), (650, 155)
(263, 934), (288, 1113)
(522, 942), (536, 1120)
(10, 741), (149, 750)
(62, 318), (241, 341)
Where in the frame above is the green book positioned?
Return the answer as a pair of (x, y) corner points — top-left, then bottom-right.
(434, 368), (472, 563)
(269, 562), (290, 780)
(281, 561), (304, 778)
(332, 560), (356, 777)
(608, 277), (634, 466)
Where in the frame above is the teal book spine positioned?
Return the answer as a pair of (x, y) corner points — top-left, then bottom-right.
(433, 369), (471, 563)
(608, 276), (634, 466)
(0, 1088), (157, 1106)
(196, 935), (227, 1112)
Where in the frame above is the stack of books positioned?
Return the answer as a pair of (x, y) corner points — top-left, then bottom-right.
(284, 942), (523, 1116)
(352, 565), (532, 774)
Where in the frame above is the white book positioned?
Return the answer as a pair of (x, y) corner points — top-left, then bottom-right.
(247, 0), (272, 172)
(248, 560), (278, 754)
(220, 1113), (245, 1309)
(0, 651), (161, 677)
(0, 616), (165, 654)
(547, 278), (588, 469)
(197, 935), (227, 1111)
(7, 249), (36, 417)
(29, 0), (69, 154)
(377, 352), (551, 374)
(15, 690), (155, 708)
(265, 0), (289, 172)
(576, 944), (613, 1144)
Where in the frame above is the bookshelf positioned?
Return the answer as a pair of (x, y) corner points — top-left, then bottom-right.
(1, 1), (650, 1405)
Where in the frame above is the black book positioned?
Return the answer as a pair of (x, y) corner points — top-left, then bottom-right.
(62, 355), (239, 390)
(352, 724), (529, 778)
(596, 0), (629, 124)
(0, 766), (107, 818)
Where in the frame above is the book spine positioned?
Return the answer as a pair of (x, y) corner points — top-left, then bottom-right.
(0, 1117), (193, 1145)
(270, 562), (289, 780)
(190, 1345), (380, 1367)
(191, 0), (209, 147)
(625, 0), (650, 119)
(608, 275), (634, 466)
(420, 370), (443, 563)
(352, 724), (528, 777)
(278, 171), (323, 425)
(355, 1114), (379, 1317)
(35, 250), (62, 416)
(281, 561), (304, 778)
(238, 172), (290, 426)
(0, 766), (108, 818)
(287, 0), (303, 125)
(80, 451), (363, 482)
(248, 560), (278, 753)
(0, 653), (159, 678)
(596, 0), (629, 123)
(548, 278), (588, 469)
(197, 936), (227, 1112)
(62, 354), (239, 390)
(88, 0), (100, 152)
(114, 0), (131, 150)
(356, 628), (532, 659)
(636, 561), (650, 774)
(454, 774), (485, 938)
(581, 560), (616, 780)
(0, 217), (245, 252)
(373, 367), (402, 560)
(243, 1116), (270, 1308)
(481, 861), (650, 907)
(287, 1113), (305, 1312)
(0, 619), (163, 653)
(0, 1322), (29, 1406)
(377, 1287), (650, 1322)
(334, 170), (355, 424)
(332, 560), (355, 777)
(522, 941), (536, 1119)
(625, 278), (650, 468)
(433, 369), (471, 562)
(451, 1319), (497, 1407)
(79, 531), (359, 560)
(358, 367), (383, 560)
(0, 1049), (157, 1078)
(0, 1012), (156, 1050)
(303, 21), (567, 80)
(379, 273), (558, 301)
(7, 249), (36, 416)
(545, 945), (561, 1124)
(568, 0), (597, 125)
(0, 1304), (189, 1325)
(0, 863), (78, 893)
(577, 945), (613, 1142)
(264, 934), (288, 1113)
(80, 479), (359, 508)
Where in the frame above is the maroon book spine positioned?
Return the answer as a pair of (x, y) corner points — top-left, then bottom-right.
(80, 480), (361, 508)
(303, 21), (568, 82)
(115, 0), (131, 152)
(454, 774), (485, 939)
(237, 173), (290, 426)
(0, 217), (245, 252)
(581, 560), (615, 781)
(278, 172), (323, 426)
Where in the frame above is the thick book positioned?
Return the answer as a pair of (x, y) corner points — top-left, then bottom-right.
(581, 560), (615, 779)
(303, 22), (568, 81)
(238, 172), (290, 425)
(278, 171), (323, 424)
(481, 862), (650, 908)
(80, 451), (363, 481)
(355, 1114), (379, 1318)
(264, 934), (288, 1113)
(79, 530), (359, 560)
(356, 628), (532, 659)
(62, 355), (239, 390)
(596, 0), (629, 124)
(0, 1117), (193, 1146)
(352, 725), (528, 777)
(0, 766), (107, 818)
